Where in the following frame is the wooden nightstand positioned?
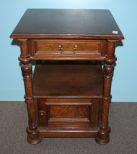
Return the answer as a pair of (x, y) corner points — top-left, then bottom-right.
(10, 9), (124, 144)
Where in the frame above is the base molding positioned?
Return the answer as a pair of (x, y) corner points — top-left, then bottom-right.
(1, 101), (136, 103)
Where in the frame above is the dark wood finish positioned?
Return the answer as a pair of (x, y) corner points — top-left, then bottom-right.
(30, 39), (105, 60)
(37, 98), (100, 128)
(19, 39), (41, 144)
(10, 9), (124, 145)
(10, 9), (124, 40)
(33, 64), (103, 98)
(38, 128), (98, 138)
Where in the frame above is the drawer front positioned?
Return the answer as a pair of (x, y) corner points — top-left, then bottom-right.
(30, 40), (103, 60)
(37, 98), (100, 129)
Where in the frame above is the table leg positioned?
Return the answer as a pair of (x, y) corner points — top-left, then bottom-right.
(19, 39), (41, 144)
(96, 41), (116, 144)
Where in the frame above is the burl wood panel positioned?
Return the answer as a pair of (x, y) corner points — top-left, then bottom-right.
(37, 98), (100, 129)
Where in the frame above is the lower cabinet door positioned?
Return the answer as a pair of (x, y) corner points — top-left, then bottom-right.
(37, 98), (101, 129)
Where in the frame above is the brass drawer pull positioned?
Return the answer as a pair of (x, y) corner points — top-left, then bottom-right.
(58, 44), (78, 54)
(58, 45), (63, 54)
(73, 44), (78, 51)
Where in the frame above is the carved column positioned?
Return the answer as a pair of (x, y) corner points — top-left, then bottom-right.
(96, 40), (116, 144)
(18, 39), (41, 144)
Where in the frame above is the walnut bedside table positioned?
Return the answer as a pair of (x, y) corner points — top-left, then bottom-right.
(10, 9), (124, 144)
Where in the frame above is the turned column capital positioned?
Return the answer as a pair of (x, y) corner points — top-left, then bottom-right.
(103, 40), (117, 78)
(17, 39), (31, 64)
(105, 40), (116, 63)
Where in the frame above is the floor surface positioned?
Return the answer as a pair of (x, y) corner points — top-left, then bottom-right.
(0, 102), (137, 154)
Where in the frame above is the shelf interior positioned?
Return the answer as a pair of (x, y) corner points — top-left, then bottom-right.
(33, 61), (103, 98)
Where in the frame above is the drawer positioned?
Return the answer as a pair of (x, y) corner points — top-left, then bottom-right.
(30, 40), (104, 60)
(37, 98), (101, 128)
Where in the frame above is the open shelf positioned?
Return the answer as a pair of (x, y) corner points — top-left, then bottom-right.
(33, 62), (103, 98)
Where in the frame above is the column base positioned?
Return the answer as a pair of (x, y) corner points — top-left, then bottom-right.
(27, 128), (41, 145)
(95, 127), (111, 145)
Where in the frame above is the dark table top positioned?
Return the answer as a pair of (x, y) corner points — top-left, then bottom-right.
(10, 9), (124, 40)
